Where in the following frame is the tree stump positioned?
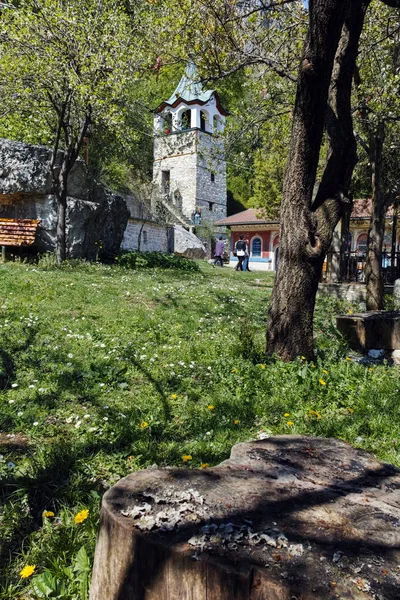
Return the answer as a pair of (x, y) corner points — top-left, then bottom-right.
(90, 436), (400, 599)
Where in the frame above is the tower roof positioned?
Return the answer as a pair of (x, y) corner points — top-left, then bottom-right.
(155, 61), (228, 116)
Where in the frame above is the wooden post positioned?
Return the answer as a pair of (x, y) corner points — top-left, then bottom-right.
(2, 246), (6, 262)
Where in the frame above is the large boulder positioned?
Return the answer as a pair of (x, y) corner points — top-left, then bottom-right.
(0, 138), (129, 259)
(90, 435), (400, 600)
(173, 225), (206, 259)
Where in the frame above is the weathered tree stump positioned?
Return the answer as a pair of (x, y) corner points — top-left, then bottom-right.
(336, 310), (400, 351)
(90, 436), (400, 599)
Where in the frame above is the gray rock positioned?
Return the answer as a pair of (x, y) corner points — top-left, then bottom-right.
(0, 138), (129, 259)
(173, 224), (206, 259)
(392, 349), (400, 365)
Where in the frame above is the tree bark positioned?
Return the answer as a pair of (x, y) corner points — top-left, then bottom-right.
(365, 121), (386, 310)
(55, 161), (69, 264)
(266, 0), (367, 361)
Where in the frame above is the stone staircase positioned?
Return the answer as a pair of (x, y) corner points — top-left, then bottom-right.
(155, 194), (193, 230)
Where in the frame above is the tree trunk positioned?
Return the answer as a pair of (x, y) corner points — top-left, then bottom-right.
(267, 0), (367, 361)
(55, 161), (69, 264)
(365, 121), (386, 310)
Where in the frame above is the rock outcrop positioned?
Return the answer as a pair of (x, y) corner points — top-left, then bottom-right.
(90, 435), (400, 600)
(0, 138), (129, 259)
(173, 224), (206, 259)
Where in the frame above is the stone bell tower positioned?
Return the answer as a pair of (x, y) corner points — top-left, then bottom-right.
(152, 62), (228, 229)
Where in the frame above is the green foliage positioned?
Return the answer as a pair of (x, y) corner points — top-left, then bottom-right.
(116, 251), (201, 271)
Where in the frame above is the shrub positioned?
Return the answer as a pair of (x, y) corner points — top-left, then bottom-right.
(116, 251), (200, 272)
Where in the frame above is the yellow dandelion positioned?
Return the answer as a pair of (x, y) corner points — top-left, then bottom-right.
(286, 421), (294, 427)
(232, 368), (238, 373)
(347, 407), (354, 413)
(140, 421), (149, 429)
(43, 511), (55, 518)
(319, 379), (326, 385)
(182, 455), (192, 462)
(311, 365), (316, 369)
(301, 356), (306, 360)
(369, 367), (374, 372)
(284, 413), (290, 417)
(207, 405), (215, 410)
(200, 463), (209, 469)
(348, 310), (353, 314)
(19, 565), (35, 579)
(127, 455), (135, 460)
(234, 419), (239, 425)
(346, 357), (352, 361)
(170, 394), (177, 399)
(74, 509), (89, 525)
(322, 369), (328, 374)
(308, 410), (322, 420)
(258, 364), (266, 369)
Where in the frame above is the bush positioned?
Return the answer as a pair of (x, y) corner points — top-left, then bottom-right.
(116, 251), (200, 272)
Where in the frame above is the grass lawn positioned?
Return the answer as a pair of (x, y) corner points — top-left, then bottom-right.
(0, 258), (399, 598)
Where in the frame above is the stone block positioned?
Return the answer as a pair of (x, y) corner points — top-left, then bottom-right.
(90, 436), (400, 600)
(336, 311), (400, 351)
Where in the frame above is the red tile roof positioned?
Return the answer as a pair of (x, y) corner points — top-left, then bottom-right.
(215, 209), (278, 226)
(216, 200), (392, 227)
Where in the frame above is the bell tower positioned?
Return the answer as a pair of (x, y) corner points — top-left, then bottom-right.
(153, 62), (228, 228)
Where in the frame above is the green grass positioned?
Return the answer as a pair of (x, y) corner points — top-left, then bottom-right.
(0, 258), (399, 598)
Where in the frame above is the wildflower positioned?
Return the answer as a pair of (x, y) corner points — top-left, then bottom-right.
(200, 463), (209, 469)
(347, 407), (354, 413)
(19, 565), (35, 579)
(182, 455), (192, 462)
(140, 421), (149, 429)
(309, 410), (322, 419)
(207, 405), (215, 410)
(284, 413), (290, 417)
(33, 421), (39, 426)
(170, 394), (177, 399)
(66, 417), (73, 424)
(67, 353), (73, 359)
(74, 509), (89, 524)
(44, 511), (55, 517)
(11, 383), (18, 388)
(346, 357), (352, 361)
(319, 379), (326, 386)
(311, 365), (316, 369)
(8, 399), (15, 404)
(234, 419), (239, 425)
(322, 369), (328, 374)
(348, 310), (353, 315)
(286, 421), (294, 427)
(232, 368), (238, 373)
(301, 356), (306, 360)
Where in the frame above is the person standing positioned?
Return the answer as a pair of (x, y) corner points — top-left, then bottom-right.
(234, 236), (247, 271)
(213, 237), (225, 268)
(243, 238), (251, 272)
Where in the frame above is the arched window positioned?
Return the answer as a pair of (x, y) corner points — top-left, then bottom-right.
(200, 111), (207, 131)
(180, 109), (191, 130)
(251, 237), (262, 257)
(163, 113), (172, 134)
(357, 233), (368, 254)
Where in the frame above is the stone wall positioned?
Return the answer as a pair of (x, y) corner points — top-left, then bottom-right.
(153, 130), (226, 225)
(0, 139), (129, 259)
(121, 219), (168, 252)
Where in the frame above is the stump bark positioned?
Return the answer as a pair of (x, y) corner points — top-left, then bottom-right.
(90, 436), (400, 599)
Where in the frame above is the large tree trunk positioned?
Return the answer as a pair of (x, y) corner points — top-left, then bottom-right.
(266, 0), (368, 361)
(55, 160), (69, 264)
(365, 121), (386, 310)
